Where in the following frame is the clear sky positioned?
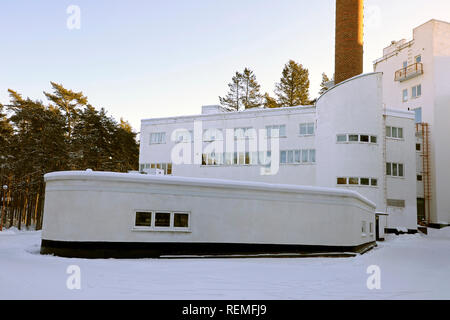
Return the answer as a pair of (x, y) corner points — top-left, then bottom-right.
(1, 0), (450, 132)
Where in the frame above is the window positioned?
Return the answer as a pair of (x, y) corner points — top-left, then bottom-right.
(360, 178), (370, 186)
(150, 132), (166, 144)
(280, 149), (316, 164)
(349, 135), (359, 142)
(369, 223), (373, 234)
(403, 89), (408, 102)
(387, 126), (403, 139)
(280, 151), (287, 164)
(403, 61), (408, 68)
(371, 178), (378, 187)
(155, 212), (171, 227)
(349, 177), (359, 185)
(135, 212), (152, 227)
(386, 162), (405, 177)
(337, 135), (347, 142)
(417, 175), (423, 181)
(415, 55), (422, 63)
(414, 108), (422, 124)
(362, 221), (367, 234)
(299, 123), (315, 136)
(337, 178), (347, 185)
(360, 135), (369, 143)
(412, 84), (422, 98)
(301, 150), (309, 163)
(174, 213), (189, 228)
(370, 136), (377, 143)
(416, 143), (421, 151)
(266, 125), (286, 138)
(140, 163), (173, 175)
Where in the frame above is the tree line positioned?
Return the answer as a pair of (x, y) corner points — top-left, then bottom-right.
(219, 60), (331, 111)
(0, 82), (139, 230)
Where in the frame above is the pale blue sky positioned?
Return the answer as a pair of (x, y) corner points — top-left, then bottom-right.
(1, 0), (450, 131)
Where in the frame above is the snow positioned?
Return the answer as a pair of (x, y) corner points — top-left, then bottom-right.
(0, 228), (449, 299)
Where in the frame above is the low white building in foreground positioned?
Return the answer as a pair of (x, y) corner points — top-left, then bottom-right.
(140, 73), (418, 234)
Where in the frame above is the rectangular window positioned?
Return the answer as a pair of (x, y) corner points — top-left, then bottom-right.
(135, 212), (152, 227)
(287, 150), (294, 164)
(337, 177), (347, 185)
(267, 125), (286, 138)
(392, 163), (398, 176)
(167, 163), (172, 175)
(301, 150), (309, 163)
(370, 136), (377, 144)
(174, 213), (189, 228)
(371, 178), (378, 187)
(403, 61), (408, 68)
(280, 151), (287, 164)
(362, 221), (367, 234)
(360, 178), (370, 186)
(155, 212), (171, 227)
(299, 123), (314, 136)
(337, 134), (347, 142)
(415, 55), (422, 63)
(392, 127), (398, 138)
(235, 127), (253, 140)
(349, 177), (359, 185)
(386, 162), (392, 176)
(349, 135), (359, 142)
(412, 84), (422, 98)
(416, 143), (421, 151)
(360, 135), (369, 143)
(386, 126), (392, 137)
(203, 128), (223, 142)
(369, 223), (373, 234)
(399, 164), (404, 177)
(150, 132), (166, 144)
(294, 150), (301, 163)
(403, 89), (408, 102)
(414, 108), (422, 124)
(387, 199), (406, 208)
(417, 175), (423, 181)
(309, 149), (316, 163)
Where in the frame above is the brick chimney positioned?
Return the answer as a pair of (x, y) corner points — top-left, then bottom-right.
(335, 0), (364, 84)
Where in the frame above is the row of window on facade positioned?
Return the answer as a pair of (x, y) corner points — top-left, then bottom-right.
(149, 123), (315, 145)
(337, 134), (378, 144)
(201, 149), (316, 166)
(361, 221), (374, 236)
(134, 211), (189, 230)
(337, 177), (378, 187)
(139, 163), (172, 175)
(402, 84), (422, 102)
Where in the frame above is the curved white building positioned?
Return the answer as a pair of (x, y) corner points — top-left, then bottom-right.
(40, 171), (376, 258)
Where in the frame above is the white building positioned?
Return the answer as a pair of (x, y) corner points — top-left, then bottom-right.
(374, 19), (450, 226)
(140, 72), (418, 234)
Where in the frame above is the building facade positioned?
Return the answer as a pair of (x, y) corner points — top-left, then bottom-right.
(374, 19), (450, 225)
(140, 73), (418, 233)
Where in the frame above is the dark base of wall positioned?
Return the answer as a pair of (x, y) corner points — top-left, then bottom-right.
(384, 228), (418, 235)
(427, 223), (450, 229)
(40, 240), (376, 259)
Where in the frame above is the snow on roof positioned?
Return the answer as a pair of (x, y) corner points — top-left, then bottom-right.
(44, 170), (376, 209)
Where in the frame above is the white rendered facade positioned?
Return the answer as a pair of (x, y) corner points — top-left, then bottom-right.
(140, 73), (418, 232)
(374, 19), (450, 225)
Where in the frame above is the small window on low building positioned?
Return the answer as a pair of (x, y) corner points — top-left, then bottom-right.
(337, 134), (347, 142)
(371, 178), (378, 187)
(337, 177), (347, 185)
(362, 221), (367, 234)
(370, 136), (377, 143)
(349, 135), (359, 142)
(360, 135), (369, 143)
(349, 177), (359, 185)
(135, 212), (152, 227)
(155, 212), (171, 227)
(174, 213), (189, 228)
(360, 178), (370, 186)
(369, 223), (373, 234)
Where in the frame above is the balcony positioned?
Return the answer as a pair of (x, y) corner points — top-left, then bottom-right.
(395, 63), (423, 82)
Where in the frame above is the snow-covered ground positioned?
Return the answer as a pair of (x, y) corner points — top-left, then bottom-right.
(0, 228), (449, 300)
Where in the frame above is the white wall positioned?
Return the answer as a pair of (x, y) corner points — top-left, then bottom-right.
(41, 172), (376, 248)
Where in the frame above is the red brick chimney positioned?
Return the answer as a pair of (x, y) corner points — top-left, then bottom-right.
(335, 0), (364, 84)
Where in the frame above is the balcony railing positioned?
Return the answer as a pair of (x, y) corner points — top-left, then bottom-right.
(395, 63), (423, 82)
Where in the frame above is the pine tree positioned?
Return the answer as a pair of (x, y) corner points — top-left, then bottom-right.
(319, 73), (331, 95)
(43, 82), (88, 139)
(219, 72), (244, 111)
(241, 68), (263, 109)
(275, 60), (311, 107)
(263, 93), (279, 109)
